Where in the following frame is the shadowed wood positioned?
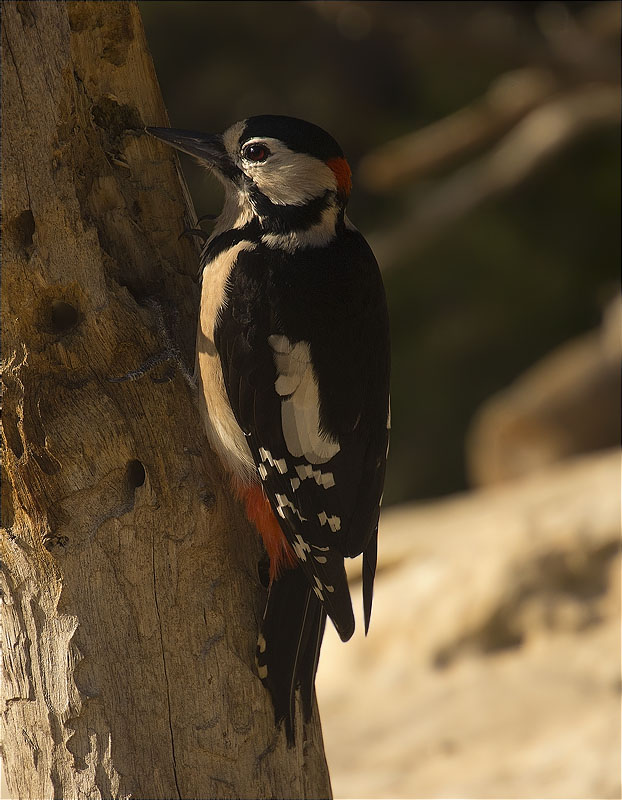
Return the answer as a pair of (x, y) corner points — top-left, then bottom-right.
(0, 2), (332, 798)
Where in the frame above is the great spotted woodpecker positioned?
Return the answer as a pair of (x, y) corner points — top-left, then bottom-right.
(147, 116), (390, 742)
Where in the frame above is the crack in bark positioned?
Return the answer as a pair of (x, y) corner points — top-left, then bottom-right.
(2, 26), (28, 122)
(151, 533), (182, 800)
(31, 11), (57, 107)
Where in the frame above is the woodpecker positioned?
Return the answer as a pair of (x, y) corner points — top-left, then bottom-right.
(147, 116), (390, 743)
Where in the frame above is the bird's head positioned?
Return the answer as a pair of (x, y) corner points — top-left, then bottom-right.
(147, 115), (352, 239)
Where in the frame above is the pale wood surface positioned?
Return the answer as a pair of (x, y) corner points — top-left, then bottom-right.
(0, 2), (331, 798)
(318, 449), (620, 798)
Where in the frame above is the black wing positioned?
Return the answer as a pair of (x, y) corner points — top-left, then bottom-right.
(214, 232), (389, 737)
(216, 231), (389, 625)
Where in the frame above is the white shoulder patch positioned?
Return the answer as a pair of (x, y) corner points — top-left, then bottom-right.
(197, 240), (257, 481)
(268, 335), (340, 464)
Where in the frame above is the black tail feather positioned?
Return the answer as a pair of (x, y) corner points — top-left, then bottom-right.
(362, 529), (378, 634)
(256, 566), (327, 745)
(299, 597), (327, 719)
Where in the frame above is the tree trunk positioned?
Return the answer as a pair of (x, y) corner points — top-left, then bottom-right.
(0, 2), (332, 798)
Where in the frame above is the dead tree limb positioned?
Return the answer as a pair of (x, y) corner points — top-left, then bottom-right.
(358, 68), (560, 192)
(0, 2), (331, 798)
(368, 84), (620, 271)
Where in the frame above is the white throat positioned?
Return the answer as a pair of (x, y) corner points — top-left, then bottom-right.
(209, 186), (254, 239)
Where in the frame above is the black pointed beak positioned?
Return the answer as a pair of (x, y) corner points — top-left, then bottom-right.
(146, 127), (230, 170)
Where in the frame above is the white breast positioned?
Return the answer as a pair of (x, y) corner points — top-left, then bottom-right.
(196, 241), (256, 482)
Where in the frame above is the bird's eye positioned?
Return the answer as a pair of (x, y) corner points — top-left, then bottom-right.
(242, 143), (270, 162)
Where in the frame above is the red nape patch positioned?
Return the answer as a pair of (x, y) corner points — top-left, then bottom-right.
(326, 157), (352, 199)
(233, 481), (297, 582)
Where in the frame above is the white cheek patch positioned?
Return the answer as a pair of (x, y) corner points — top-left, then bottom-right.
(268, 335), (340, 464)
(328, 516), (341, 533)
(243, 138), (337, 206)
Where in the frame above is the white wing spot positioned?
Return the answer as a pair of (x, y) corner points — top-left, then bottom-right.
(292, 534), (311, 562)
(325, 584), (335, 593)
(259, 447), (274, 466)
(275, 493), (306, 522)
(295, 462), (335, 489)
(312, 576), (326, 600)
(314, 555), (327, 564)
(290, 477), (301, 492)
(312, 544), (330, 551)
(318, 471), (335, 488)
(318, 512), (340, 531)
(257, 633), (266, 653)
(274, 458), (288, 474)
(257, 663), (268, 679)
(328, 516), (341, 532)
(258, 463), (268, 480)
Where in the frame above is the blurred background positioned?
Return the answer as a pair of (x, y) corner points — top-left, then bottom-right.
(141, 2), (620, 798)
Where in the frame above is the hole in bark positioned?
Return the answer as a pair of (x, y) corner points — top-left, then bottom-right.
(200, 490), (216, 510)
(13, 209), (35, 253)
(50, 301), (79, 333)
(91, 96), (142, 144)
(42, 532), (69, 551)
(126, 459), (146, 489)
(16, 1), (36, 27)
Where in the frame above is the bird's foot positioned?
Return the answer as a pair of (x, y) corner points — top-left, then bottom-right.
(178, 212), (219, 243)
(108, 296), (196, 389)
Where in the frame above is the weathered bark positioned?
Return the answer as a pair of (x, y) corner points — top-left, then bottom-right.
(0, 3), (331, 798)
